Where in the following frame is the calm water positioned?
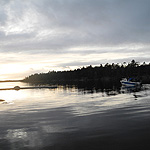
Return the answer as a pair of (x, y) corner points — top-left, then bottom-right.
(0, 82), (150, 150)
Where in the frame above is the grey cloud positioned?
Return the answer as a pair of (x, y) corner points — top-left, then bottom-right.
(111, 57), (150, 65)
(0, 0), (150, 56)
(59, 60), (104, 68)
(60, 56), (150, 69)
(50, 0), (150, 42)
(29, 0), (150, 48)
(0, 9), (7, 25)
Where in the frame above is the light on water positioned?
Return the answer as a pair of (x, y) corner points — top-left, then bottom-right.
(0, 82), (150, 149)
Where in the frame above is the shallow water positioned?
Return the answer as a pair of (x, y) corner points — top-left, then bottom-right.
(0, 82), (150, 150)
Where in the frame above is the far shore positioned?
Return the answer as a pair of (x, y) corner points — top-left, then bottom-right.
(0, 80), (23, 82)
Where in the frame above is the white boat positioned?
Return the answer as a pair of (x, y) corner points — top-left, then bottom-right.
(120, 78), (141, 87)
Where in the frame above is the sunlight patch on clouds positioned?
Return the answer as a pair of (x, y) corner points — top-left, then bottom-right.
(0, 48), (148, 80)
(0, 64), (25, 74)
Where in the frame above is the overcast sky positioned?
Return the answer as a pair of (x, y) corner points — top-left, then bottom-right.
(0, 0), (150, 79)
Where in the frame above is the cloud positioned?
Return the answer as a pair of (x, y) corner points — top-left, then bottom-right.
(0, 0), (150, 52)
(1, 0), (150, 51)
(0, 0), (150, 79)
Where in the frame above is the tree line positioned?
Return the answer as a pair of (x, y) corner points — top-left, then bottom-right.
(23, 60), (150, 84)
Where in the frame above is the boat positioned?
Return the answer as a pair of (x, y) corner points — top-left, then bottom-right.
(120, 78), (141, 87)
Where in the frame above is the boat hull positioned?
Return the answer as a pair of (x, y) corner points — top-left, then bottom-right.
(121, 81), (140, 87)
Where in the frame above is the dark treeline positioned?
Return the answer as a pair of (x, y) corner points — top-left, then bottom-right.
(23, 60), (150, 85)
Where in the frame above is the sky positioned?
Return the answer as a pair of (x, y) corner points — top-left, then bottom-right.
(0, 0), (150, 79)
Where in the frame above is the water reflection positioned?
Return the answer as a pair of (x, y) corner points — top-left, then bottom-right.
(120, 85), (149, 100)
(6, 128), (43, 149)
(6, 129), (27, 141)
(26, 81), (147, 99)
(0, 82), (148, 107)
(0, 82), (150, 149)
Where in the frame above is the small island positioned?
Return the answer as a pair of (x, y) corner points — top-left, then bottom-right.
(23, 60), (150, 86)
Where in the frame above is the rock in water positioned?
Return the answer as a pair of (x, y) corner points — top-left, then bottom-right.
(14, 86), (20, 90)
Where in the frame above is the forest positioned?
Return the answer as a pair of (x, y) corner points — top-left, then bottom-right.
(23, 60), (150, 86)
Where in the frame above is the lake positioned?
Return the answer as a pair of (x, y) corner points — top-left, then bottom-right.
(0, 82), (150, 150)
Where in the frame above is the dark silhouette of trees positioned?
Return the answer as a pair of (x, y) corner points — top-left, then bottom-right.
(23, 60), (150, 84)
